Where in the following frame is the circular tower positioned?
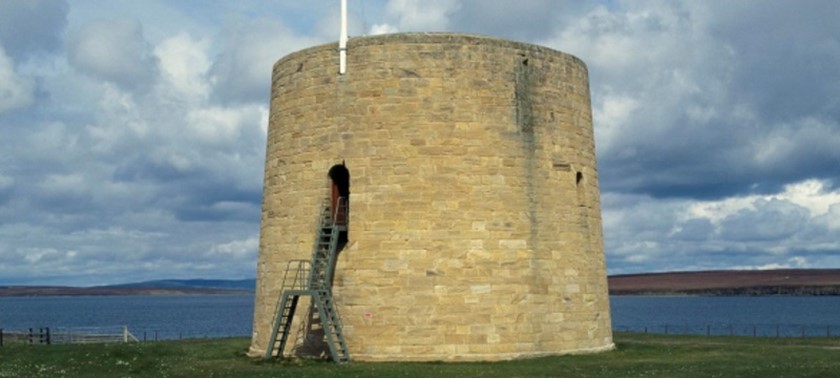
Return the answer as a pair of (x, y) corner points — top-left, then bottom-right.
(251, 33), (613, 361)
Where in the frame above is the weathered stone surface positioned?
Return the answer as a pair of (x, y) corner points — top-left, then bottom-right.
(250, 33), (613, 361)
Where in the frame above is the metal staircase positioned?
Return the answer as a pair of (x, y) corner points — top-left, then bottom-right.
(264, 197), (349, 363)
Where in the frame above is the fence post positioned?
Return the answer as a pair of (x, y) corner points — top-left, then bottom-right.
(665, 324), (668, 334)
(753, 325), (756, 337)
(706, 325), (710, 336)
(1, 328), (3, 347)
(729, 324), (733, 336)
(828, 326), (831, 338)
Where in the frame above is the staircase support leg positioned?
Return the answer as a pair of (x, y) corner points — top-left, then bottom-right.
(264, 293), (298, 359)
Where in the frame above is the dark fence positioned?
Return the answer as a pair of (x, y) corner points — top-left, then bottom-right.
(0, 326), (250, 346)
(132, 328), (250, 342)
(614, 324), (840, 337)
(0, 328), (53, 346)
(11, 324), (837, 347)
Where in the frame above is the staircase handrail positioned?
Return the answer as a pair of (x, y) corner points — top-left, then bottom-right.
(332, 196), (348, 227)
(281, 260), (311, 291)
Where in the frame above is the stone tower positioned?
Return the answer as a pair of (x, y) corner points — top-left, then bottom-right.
(250, 33), (613, 361)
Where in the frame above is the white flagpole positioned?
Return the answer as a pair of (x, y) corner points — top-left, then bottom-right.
(339, 0), (348, 75)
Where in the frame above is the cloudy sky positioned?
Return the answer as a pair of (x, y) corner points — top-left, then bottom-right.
(1, 0), (839, 286)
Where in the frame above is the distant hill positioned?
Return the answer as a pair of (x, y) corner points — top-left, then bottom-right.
(10, 270), (840, 297)
(101, 278), (256, 291)
(0, 278), (256, 297)
(609, 269), (840, 296)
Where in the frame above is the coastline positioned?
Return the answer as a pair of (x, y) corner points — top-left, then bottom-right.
(609, 268), (840, 296)
(0, 286), (253, 297)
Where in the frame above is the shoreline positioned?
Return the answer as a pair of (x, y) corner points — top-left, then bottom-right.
(0, 286), (253, 297)
(609, 268), (840, 296)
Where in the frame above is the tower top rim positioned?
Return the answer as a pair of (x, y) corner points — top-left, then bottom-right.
(272, 32), (587, 74)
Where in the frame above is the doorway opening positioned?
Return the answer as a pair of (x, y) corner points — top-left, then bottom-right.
(328, 163), (350, 225)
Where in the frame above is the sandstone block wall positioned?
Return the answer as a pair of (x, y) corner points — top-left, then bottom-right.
(250, 33), (613, 361)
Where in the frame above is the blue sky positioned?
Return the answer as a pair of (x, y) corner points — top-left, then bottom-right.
(1, 0), (839, 286)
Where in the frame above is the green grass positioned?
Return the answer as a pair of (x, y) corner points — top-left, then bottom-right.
(2, 333), (839, 377)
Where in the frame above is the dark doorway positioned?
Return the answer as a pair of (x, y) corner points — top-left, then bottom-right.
(328, 163), (350, 225)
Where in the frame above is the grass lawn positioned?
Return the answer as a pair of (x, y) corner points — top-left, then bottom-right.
(1, 333), (839, 377)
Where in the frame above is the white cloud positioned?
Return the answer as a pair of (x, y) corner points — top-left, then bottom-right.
(79, 84), (154, 160)
(100, 85), (149, 136)
(689, 179), (840, 222)
(776, 180), (840, 217)
(67, 19), (159, 92)
(0, 0), (68, 57)
(448, 0), (572, 40)
(23, 248), (57, 264)
(750, 117), (840, 172)
(258, 106), (270, 135)
(0, 47), (34, 112)
(0, 174), (13, 190)
(39, 173), (88, 197)
(186, 106), (248, 143)
(209, 235), (259, 259)
(154, 33), (211, 99)
(717, 199), (810, 242)
(816, 203), (840, 231)
(210, 18), (319, 104)
(383, 0), (459, 31)
(592, 91), (639, 155)
(731, 256), (810, 271)
(604, 178), (840, 274)
(370, 23), (399, 35)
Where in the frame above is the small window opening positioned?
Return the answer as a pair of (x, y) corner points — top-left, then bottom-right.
(576, 171), (584, 186)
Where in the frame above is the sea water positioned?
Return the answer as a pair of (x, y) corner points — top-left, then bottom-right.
(610, 295), (840, 336)
(3, 294), (840, 340)
(0, 294), (254, 340)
